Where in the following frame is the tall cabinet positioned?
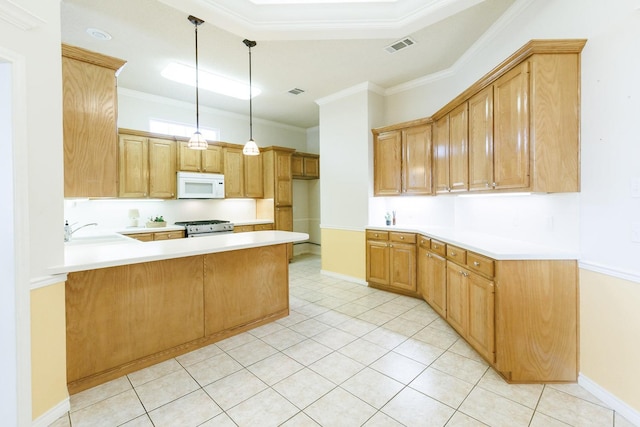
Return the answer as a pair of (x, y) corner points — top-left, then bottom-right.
(259, 147), (295, 259)
(62, 44), (126, 197)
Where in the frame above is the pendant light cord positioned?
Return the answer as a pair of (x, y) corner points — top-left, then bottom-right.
(248, 44), (253, 141)
(194, 22), (200, 132)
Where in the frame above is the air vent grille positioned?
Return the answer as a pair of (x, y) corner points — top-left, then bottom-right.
(288, 88), (305, 95)
(384, 37), (416, 54)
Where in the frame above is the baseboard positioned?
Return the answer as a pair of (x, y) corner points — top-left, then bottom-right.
(320, 269), (367, 286)
(578, 373), (640, 426)
(293, 242), (321, 256)
(32, 397), (70, 427)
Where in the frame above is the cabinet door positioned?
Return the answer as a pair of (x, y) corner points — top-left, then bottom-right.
(402, 125), (433, 195)
(366, 240), (389, 286)
(303, 156), (319, 178)
(389, 242), (416, 292)
(448, 103), (469, 192)
(275, 206), (293, 231)
(118, 135), (148, 198)
(202, 145), (223, 173)
(446, 261), (468, 335)
(177, 141), (202, 172)
(244, 153), (264, 198)
(148, 138), (176, 199)
(223, 147), (245, 198)
(468, 86), (494, 191)
(374, 130), (402, 196)
(426, 251), (447, 318)
(291, 155), (304, 177)
(433, 115), (450, 194)
(467, 272), (495, 362)
(494, 61), (530, 190)
(63, 56), (119, 197)
(274, 151), (293, 206)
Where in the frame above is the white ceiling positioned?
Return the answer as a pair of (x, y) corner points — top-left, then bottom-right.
(60, 0), (516, 129)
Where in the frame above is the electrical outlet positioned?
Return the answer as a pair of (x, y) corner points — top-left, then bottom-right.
(632, 223), (640, 243)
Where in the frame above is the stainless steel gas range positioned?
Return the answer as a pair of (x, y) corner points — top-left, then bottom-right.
(174, 220), (234, 237)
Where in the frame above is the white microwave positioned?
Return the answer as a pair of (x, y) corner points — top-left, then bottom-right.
(177, 172), (225, 199)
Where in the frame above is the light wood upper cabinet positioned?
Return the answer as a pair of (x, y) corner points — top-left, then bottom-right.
(118, 132), (177, 199)
(292, 153), (320, 180)
(244, 152), (264, 198)
(373, 130), (402, 195)
(433, 116), (450, 194)
(493, 61), (530, 190)
(263, 148), (294, 206)
(373, 122), (433, 196)
(223, 147), (245, 198)
(148, 138), (177, 198)
(62, 44), (126, 198)
(177, 142), (223, 173)
(448, 103), (469, 192)
(468, 86), (494, 191)
(119, 135), (148, 198)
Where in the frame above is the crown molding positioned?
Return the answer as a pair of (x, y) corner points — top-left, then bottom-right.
(0, 0), (45, 30)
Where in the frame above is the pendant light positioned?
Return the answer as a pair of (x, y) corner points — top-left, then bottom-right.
(242, 39), (260, 156)
(187, 15), (207, 150)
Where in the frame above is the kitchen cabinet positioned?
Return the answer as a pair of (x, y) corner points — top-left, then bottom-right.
(468, 86), (494, 191)
(177, 141), (223, 173)
(121, 230), (185, 241)
(233, 224), (274, 233)
(62, 44), (126, 198)
(366, 230), (418, 295)
(434, 104), (468, 194)
(223, 146), (264, 198)
(118, 131), (177, 199)
(292, 152), (320, 179)
(372, 122), (433, 196)
(417, 236), (447, 318)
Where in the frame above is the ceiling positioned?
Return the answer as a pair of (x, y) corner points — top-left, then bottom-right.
(60, 0), (516, 130)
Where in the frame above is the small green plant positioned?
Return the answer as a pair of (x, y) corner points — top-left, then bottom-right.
(149, 215), (165, 222)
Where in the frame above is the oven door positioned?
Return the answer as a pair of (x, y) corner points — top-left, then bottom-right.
(187, 231), (234, 238)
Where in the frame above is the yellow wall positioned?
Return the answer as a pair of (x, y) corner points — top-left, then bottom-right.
(580, 269), (640, 412)
(321, 228), (365, 281)
(31, 282), (68, 420)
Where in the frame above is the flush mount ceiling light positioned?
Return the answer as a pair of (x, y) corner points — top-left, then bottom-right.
(86, 27), (112, 40)
(187, 15), (207, 150)
(161, 63), (261, 100)
(242, 39), (260, 156)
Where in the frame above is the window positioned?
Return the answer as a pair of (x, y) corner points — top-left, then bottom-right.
(149, 119), (220, 141)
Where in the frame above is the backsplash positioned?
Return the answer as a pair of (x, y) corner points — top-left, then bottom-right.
(64, 198), (259, 231)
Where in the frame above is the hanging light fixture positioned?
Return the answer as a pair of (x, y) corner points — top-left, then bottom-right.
(242, 39), (260, 156)
(187, 15), (207, 150)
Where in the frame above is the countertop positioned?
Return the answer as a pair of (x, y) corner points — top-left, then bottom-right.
(52, 230), (309, 274)
(367, 224), (578, 260)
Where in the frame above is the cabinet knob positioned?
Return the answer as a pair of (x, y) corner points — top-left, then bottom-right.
(492, 182), (497, 188)
(400, 236), (404, 240)
(427, 253), (432, 258)
(473, 261), (480, 267)
(374, 233), (378, 237)
(389, 244), (393, 248)
(463, 272), (469, 277)
(450, 251), (456, 256)
(433, 244), (439, 249)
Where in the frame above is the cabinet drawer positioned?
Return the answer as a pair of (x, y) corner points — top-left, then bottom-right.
(390, 232), (416, 244)
(430, 239), (446, 256)
(367, 230), (389, 241)
(234, 225), (254, 233)
(254, 223), (274, 231)
(447, 244), (467, 265)
(467, 252), (495, 278)
(418, 235), (431, 249)
(153, 230), (185, 240)
(126, 233), (153, 242)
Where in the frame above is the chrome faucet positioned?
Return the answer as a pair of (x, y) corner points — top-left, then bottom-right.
(64, 222), (98, 242)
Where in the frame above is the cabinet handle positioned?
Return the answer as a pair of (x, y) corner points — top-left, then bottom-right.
(473, 261), (480, 267)
(374, 233), (378, 238)
(450, 251), (456, 256)
(389, 244), (394, 248)
(463, 272), (469, 277)
(485, 182), (490, 188)
(492, 182), (497, 188)
(433, 244), (439, 249)
(400, 236), (404, 240)
(427, 253), (432, 258)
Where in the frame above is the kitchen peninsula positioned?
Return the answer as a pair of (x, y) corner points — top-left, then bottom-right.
(51, 230), (308, 393)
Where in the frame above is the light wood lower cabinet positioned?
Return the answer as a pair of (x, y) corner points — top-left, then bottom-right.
(122, 230), (185, 241)
(65, 244), (290, 393)
(366, 230), (417, 295)
(370, 228), (578, 382)
(234, 223), (275, 233)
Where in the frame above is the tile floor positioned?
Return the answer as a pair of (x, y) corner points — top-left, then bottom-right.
(51, 254), (633, 427)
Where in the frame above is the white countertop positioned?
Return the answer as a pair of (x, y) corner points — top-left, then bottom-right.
(367, 224), (578, 260)
(52, 231), (309, 274)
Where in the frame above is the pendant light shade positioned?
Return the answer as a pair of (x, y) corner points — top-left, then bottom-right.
(187, 15), (207, 150)
(243, 39), (259, 156)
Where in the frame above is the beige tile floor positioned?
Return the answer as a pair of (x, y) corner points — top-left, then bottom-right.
(50, 254), (634, 427)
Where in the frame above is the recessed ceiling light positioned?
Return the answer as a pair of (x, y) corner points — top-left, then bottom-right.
(161, 62), (261, 100)
(86, 28), (112, 40)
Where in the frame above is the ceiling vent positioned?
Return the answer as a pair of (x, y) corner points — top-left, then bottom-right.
(288, 88), (305, 95)
(384, 37), (416, 54)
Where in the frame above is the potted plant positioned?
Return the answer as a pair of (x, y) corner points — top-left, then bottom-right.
(146, 215), (166, 228)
